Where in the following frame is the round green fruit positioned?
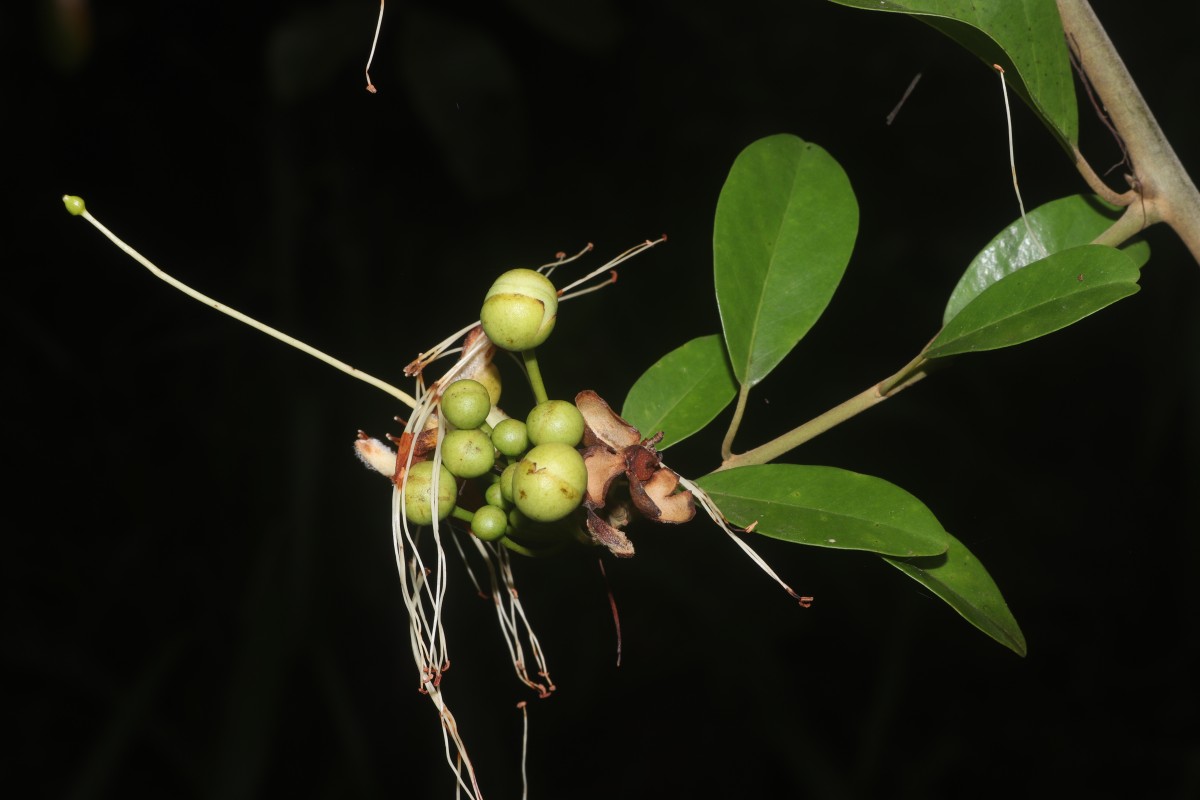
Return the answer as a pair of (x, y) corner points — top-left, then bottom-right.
(441, 379), (492, 430)
(512, 442), (587, 523)
(491, 418), (530, 457)
(500, 462), (518, 504)
(440, 428), (495, 479)
(403, 461), (457, 526)
(484, 481), (509, 510)
(471, 504), (509, 542)
(526, 399), (585, 446)
(479, 268), (558, 352)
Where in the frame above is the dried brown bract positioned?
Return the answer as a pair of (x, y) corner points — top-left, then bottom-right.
(575, 390), (696, 557)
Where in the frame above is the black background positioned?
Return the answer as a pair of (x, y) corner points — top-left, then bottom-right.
(7, 1), (1199, 798)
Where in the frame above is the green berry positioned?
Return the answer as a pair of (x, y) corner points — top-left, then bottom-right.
(526, 400), (585, 446)
(441, 379), (492, 430)
(479, 268), (558, 352)
(484, 481), (509, 510)
(512, 442), (587, 522)
(491, 418), (530, 457)
(440, 428), (495, 479)
(500, 462), (518, 503)
(471, 504), (509, 542)
(403, 461), (457, 526)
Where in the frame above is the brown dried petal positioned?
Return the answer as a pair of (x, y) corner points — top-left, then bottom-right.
(576, 390), (640, 449)
(629, 466), (695, 524)
(624, 445), (660, 483)
(585, 508), (636, 558)
(581, 445), (626, 508)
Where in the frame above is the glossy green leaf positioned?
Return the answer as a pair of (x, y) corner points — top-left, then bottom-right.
(830, 0), (1077, 150)
(926, 244), (1139, 358)
(714, 134), (858, 387)
(885, 532), (1026, 656)
(944, 195), (1150, 324)
(696, 465), (949, 557)
(622, 335), (737, 450)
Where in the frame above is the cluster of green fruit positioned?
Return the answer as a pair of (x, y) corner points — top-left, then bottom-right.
(401, 268), (591, 553)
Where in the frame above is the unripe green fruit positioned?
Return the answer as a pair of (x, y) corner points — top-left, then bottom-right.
(403, 461), (457, 526)
(476, 363), (503, 407)
(471, 504), (509, 542)
(484, 481), (509, 510)
(441, 379), (492, 430)
(512, 442), (587, 522)
(491, 418), (530, 457)
(500, 462), (518, 504)
(479, 268), (558, 352)
(526, 400), (585, 446)
(440, 429), (495, 479)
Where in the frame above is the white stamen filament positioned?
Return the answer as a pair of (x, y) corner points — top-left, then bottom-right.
(994, 64), (1047, 259)
(677, 475), (813, 606)
(556, 236), (667, 297)
(72, 205), (418, 409)
(538, 242), (594, 279)
(364, 0), (385, 93)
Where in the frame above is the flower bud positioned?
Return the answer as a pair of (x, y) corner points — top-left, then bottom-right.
(403, 461), (458, 526)
(441, 378), (492, 430)
(512, 442), (587, 522)
(471, 504), (509, 542)
(491, 418), (530, 458)
(479, 268), (558, 352)
(440, 428), (496, 479)
(526, 399), (584, 446)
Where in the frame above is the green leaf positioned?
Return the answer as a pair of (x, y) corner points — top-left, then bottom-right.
(927, 244), (1139, 358)
(945, 194), (1150, 325)
(696, 465), (949, 557)
(829, 0), (1077, 150)
(714, 134), (858, 387)
(622, 335), (737, 450)
(885, 532), (1026, 656)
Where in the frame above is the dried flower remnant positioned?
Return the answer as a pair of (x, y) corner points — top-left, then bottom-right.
(574, 390), (695, 556)
(575, 390), (813, 607)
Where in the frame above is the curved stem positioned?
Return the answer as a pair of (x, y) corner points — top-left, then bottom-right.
(720, 383), (751, 460)
(1093, 203), (1151, 249)
(522, 348), (549, 405)
(1071, 145), (1138, 207)
(718, 352), (931, 471)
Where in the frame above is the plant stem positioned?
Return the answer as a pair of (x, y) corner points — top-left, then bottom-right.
(718, 352), (931, 471)
(522, 348), (549, 405)
(720, 383), (751, 460)
(1057, 0), (1200, 265)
